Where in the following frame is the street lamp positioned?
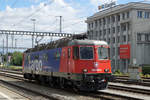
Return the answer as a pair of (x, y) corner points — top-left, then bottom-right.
(31, 18), (36, 48)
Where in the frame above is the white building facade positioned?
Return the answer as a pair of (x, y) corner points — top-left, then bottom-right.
(86, 2), (150, 73)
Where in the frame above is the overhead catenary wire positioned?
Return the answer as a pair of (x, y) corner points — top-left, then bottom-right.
(13, 0), (55, 27)
(11, 0), (18, 8)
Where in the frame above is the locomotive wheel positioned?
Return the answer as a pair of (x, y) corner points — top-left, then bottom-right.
(48, 77), (54, 87)
(73, 86), (79, 92)
(59, 78), (65, 89)
(100, 81), (108, 90)
(23, 74), (27, 79)
(39, 75), (45, 85)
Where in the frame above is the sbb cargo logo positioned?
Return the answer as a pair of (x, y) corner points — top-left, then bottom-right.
(120, 44), (130, 59)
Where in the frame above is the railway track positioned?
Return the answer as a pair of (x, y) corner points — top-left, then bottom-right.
(113, 76), (150, 87)
(1, 68), (150, 87)
(0, 73), (60, 100)
(0, 69), (150, 100)
(108, 84), (150, 95)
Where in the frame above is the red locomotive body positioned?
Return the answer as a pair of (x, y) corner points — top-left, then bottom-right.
(23, 37), (112, 91)
(58, 40), (112, 91)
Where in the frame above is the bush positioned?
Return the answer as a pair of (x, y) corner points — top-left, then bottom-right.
(10, 52), (23, 66)
(114, 70), (122, 75)
(142, 66), (150, 75)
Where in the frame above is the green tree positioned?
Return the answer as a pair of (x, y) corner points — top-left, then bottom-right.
(11, 52), (23, 66)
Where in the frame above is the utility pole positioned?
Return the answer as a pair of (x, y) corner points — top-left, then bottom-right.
(3, 39), (4, 54)
(31, 18), (36, 48)
(56, 16), (62, 33)
(6, 34), (8, 66)
(60, 16), (62, 33)
(11, 35), (14, 48)
(2, 39), (4, 65)
(15, 39), (17, 48)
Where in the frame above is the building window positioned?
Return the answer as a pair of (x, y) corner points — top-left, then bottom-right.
(95, 20), (98, 28)
(113, 37), (115, 43)
(117, 26), (120, 32)
(128, 34), (130, 41)
(145, 34), (149, 41)
(122, 13), (125, 20)
(88, 23), (90, 29)
(95, 31), (98, 37)
(91, 22), (93, 28)
(117, 14), (120, 21)
(103, 29), (106, 36)
(127, 23), (130, 30)
(99, 30), (102, 36)
(137, 33), (141, 41)
(127, 11), (130, 18)
(112, 16), (115, 23)
(112, 27), (115, 33)
(122, 24), (126, 31)
(117, 36), (120, 42)
(107, 17), (110, 24)
(108, 38), (110, 44)
(123, 35), (126, 42)
(103, 18), (106, 25)
(108, 28), (110, 34)
(99, 19), (101, 26)
(144, 12), (150, 18)
(137, 11), (143, 18)
(113, 48), (115, 56)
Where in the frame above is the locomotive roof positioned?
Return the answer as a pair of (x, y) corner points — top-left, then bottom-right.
(25, 35), (108, 53)
(68, 39), (108, 46)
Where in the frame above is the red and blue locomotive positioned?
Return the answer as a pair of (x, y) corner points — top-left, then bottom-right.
(23, 35), (112, 91)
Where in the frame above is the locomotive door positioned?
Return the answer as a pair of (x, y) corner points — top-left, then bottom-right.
(67, 48), (71, 73)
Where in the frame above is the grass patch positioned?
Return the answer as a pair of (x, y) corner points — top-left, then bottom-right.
(113, 70), (128, 76)
(0, 65), (22, 71)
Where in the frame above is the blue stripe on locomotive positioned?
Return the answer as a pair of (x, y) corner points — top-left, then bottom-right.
(24, 48), (62, 72)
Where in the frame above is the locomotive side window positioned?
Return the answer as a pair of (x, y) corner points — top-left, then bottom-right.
(73, 46), (79, 59)
(80, 47), (93, 60)
(98, 47), (109, 59)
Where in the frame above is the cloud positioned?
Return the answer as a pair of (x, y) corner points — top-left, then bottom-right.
(0, 0), (87, 50)
(90, 0), (117, 6)
(0, 0), (86, 33)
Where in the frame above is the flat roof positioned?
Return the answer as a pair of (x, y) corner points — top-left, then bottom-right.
(86, 2), (150, 22)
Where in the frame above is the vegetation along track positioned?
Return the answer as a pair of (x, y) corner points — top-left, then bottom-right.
(0, 69), (148, 100)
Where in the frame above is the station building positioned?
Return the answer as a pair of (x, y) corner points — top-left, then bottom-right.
(86, 2), (150, 73)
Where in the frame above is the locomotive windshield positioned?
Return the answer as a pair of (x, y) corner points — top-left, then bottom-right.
(80, 47), (94, 60)
(98, 47), (109, 59)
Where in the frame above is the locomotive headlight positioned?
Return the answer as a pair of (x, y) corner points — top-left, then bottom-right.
(104, 69), (109, 72)
(83, 69), (88, 73)
(94, 62), (99, 68)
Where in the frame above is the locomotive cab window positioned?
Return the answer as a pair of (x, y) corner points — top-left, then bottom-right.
(98, 47), (109, 59)
(80, 46), (93, 60)
(73, 46), (79, 59)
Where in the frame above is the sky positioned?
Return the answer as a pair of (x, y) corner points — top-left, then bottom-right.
(0, 0), (150, 52)
(0, 0), (149, 33)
